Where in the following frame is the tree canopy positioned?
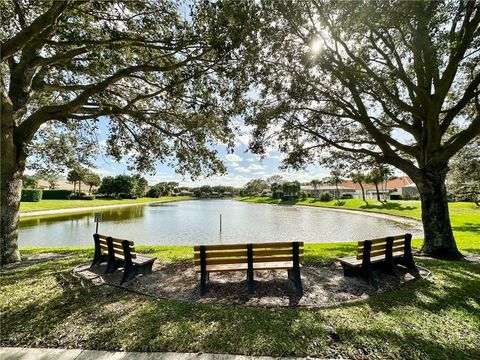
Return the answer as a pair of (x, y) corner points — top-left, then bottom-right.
(242, 0), (480, 258)
(1, 0), (255, 176)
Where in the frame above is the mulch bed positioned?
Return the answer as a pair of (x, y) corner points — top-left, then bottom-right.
(75, 260), (431, 308)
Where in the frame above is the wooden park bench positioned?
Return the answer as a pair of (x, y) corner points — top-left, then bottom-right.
(194, 241), (304, 296)
(338, 233), (418, 288)
(91, 234), (156, 284)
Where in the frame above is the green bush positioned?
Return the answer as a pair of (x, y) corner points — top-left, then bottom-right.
(42, 190), (73, 199)
(146, 188), (161, 198)
(319, 192), (333, 202)
(21, 189), (43, 202)
(341, 193), (353, 199)
(390, 194), (403, 200)
(68, 194), (95, 200)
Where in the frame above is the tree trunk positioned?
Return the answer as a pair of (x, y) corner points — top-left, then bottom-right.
(1, 116), (25, 265)
(417, 168), (462, 259)
(374, 183), (381, 202)
(359, 182), (367, 204)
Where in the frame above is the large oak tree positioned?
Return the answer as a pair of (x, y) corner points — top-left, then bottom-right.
(0, 0), (254, 264)
(246, 0), (479, 259)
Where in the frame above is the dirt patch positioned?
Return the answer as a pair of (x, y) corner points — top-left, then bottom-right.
(75, 260), (430, 308)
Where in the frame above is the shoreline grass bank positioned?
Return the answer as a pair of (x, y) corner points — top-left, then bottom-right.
(237, 197), (480, 254)
(19, 196), (194, 216)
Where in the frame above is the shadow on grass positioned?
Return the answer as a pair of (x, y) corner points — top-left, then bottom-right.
(452, 223), (480, 233)
(1, 253), (479, 359)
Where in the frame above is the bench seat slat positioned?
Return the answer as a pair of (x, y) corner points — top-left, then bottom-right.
(132, 254), (156, 266)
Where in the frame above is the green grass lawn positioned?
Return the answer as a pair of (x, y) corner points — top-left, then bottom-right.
(237, 197), (480, 254)
(3, 197), (479, 358)
(1, 245), (479, 359)
(20, 196), (194, 213)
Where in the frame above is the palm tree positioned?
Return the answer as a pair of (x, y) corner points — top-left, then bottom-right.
(84, 172), (101, 195)
(328, 170), (343, 201)
(351, 172), (367, 204)
(310, 179), (321, 198)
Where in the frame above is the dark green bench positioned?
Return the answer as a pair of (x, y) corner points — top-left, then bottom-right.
(338, 233), (418, 288)
(91, 233), (156, 284)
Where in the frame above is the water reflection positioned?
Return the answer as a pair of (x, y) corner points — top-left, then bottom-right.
(20, 206), (145, 228)
(19, 200), (422, 247)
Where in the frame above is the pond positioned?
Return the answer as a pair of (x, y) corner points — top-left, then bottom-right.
(19, 200), (423, 247)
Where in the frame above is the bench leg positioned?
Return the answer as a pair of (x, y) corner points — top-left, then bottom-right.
(384, 237), (400, 279)
(384, 260), (401, 279)
(342, 263), (357, 277)
(397, 256), (419, 275)
(247, 269), (255, 295)
(105, 259), (122, 274)
(120, 262), (138, 285)
(91, 253), (107, 268)
(288, 268), (303, 295)
(143, 261), (154, 275)
(360, 266), (378, 289)
(200, 270), (208, 296)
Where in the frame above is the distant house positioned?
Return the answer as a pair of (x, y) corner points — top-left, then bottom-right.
(301, 184), (356, 198)
(36, 179), (96, 192)
(178, 189), (194, 196)
(301, 176), (418, 200)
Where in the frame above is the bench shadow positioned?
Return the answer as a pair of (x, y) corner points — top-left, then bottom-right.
(0, 253), (72, 272)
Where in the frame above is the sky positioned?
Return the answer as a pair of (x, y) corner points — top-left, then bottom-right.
(92, 118), (332, 187)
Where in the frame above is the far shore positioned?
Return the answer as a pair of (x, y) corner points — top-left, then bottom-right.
(19, 197), (194, 218)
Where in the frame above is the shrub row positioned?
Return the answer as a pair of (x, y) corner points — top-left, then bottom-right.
(21, 189), (43, 202)
(42, 189), (73, 199)
(69, 195), (95, 200)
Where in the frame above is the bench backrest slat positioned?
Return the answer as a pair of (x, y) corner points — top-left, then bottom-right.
(356, 235), (406, 260)
(194, 242), (304, 266)
(193, 241), (303, 252)
(97, 234), (136, 259)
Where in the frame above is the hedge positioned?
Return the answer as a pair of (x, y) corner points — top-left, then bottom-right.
(42, 189), (73, 199)
(21, 189), (43, 202)
(69, 195), (95, 200)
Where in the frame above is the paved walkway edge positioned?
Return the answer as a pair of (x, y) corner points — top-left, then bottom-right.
(0, 347), (323, 360)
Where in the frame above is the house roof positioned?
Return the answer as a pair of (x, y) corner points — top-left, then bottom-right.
(36, 179), (97, 191)
(340, 176), (414, 191)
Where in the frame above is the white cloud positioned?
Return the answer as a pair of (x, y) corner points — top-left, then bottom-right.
(248, 163), (264, 171)
(235, 167), (251, 173)
(237, 134), (251, 146)
(225, 153), (243, 162)
(229, 162), (240, 168)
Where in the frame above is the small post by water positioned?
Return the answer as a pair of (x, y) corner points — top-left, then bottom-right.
(219, 214), (222, 233)
(94, 212), (102, 234)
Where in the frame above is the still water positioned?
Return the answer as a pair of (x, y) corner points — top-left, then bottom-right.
(19, 200), (422, 247)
